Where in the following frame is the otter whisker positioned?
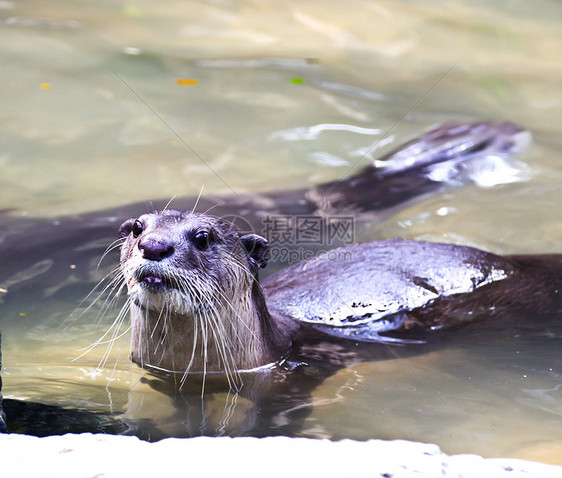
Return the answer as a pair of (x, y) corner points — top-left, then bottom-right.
(90, 274), (129, 326)
(202, 302), (239, 390)
(162, 195), (177, 213)
(190, 186), (204, 216)
(196, 295), (236, 387)
(201, 200), (224, 217)
(77, 297), (129, 354)
(62, 266), (125, 331)
(150, 301), (168, 342)
(107, 325), (131, 390)
(180, 312), (199, 387)
(180, 283), (202, 377)
(210, 305), (242, 374)
(200, 305), (209, 395)
(204, 308), (240, 391)
(98, 320), (131, 370)
(211, 283), (259, 342)
(97, 237), (126, 271)
(73, 298), (131, 363)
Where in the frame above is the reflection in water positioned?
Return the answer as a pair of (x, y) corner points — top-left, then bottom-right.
(4, 314), (561, 459)
(269, 123), (382, 141)
(0, 0), (561, 466)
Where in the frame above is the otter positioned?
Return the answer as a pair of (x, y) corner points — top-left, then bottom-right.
(118, 209), (561, 386)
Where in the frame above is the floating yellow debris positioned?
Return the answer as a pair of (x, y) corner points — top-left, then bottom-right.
(176, 78), (199, 86)
(40, 83), (51, 90)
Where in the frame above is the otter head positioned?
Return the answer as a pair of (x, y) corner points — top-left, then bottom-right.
(119, 210), (269, 315)
(118, 210), (276, 381)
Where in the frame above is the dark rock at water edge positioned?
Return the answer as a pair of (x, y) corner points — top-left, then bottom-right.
(0, 329), (6, 433)
(1, 399), (130, 438)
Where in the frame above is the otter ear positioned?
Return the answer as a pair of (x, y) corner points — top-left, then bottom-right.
(240, 234), (270, 269)
(118, 218), (136, 238)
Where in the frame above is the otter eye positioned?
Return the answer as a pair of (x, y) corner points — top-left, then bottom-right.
(132, 220), (144, 238)
(192, 230), (211, 250)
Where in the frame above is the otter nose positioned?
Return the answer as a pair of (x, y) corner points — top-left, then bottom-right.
(138, 237), (174, 261)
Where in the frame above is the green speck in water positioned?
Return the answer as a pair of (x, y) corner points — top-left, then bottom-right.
(476, 76), (518, 106)
(290, 77), (305, 85)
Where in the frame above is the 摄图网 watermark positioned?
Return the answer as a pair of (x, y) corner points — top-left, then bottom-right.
(261, 215), (355, 263)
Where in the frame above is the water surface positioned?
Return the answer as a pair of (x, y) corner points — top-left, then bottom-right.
(1, 0), (561, 465)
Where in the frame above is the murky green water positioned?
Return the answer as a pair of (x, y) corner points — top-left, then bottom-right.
(1, 0), (561, 465)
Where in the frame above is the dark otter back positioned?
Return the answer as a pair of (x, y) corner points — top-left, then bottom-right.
(262, 240), (561, 343)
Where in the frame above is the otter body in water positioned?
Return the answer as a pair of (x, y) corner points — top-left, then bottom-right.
(118, 210), (561, 383)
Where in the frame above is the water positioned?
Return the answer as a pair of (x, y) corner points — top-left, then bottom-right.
(1, 0), (561, 465)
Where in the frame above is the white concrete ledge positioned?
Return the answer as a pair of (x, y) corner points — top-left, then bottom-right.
(1, 434), (561, 478)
